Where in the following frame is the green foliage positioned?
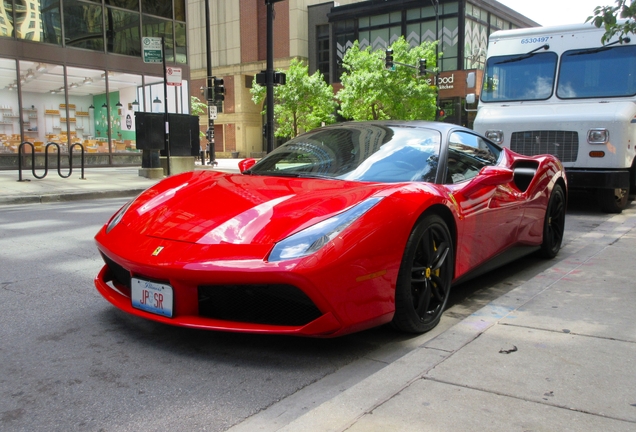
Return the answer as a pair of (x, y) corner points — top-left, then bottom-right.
(190, 96), (207, 116)
(588, 0), (636, 43)
(251, 59), (337, 138)
(336, 37), (438, 121)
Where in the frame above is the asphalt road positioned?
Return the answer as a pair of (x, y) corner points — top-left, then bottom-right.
(0, 195), (615, 431)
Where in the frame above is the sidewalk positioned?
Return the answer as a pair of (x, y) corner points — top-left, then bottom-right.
(229, 208), (636, 431)
(1, 162), (635, 430)
(0, 158), (242, 205)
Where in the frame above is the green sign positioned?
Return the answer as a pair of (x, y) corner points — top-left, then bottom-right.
(142, 37), (163, 63)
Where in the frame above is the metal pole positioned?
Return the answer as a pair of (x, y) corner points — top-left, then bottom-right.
(205, 0), (216, 165)
(433, 0), (440, 121)
(266, 0), (275, 153)
(162, 37), (171, 176)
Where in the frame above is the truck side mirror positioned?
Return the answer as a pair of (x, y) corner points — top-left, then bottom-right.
(466, 94), (476, 105)
(466, 72), (476, 89)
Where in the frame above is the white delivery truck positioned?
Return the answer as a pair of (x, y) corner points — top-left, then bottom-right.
(472, 22), (636, 213)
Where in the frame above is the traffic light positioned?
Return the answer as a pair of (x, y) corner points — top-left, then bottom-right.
(419, 59), (427, 77)
(213, 77), (225, 101)
(385, 48), (394, 70)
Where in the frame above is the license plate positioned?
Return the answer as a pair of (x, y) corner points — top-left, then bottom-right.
(131, 278), (174, 318)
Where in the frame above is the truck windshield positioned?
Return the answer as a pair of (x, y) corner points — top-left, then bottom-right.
(557, 45), (636, 99)
(481, 52), (558, 102)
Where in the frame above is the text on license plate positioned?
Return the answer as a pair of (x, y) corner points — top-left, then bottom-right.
(131, 278), (173, 318)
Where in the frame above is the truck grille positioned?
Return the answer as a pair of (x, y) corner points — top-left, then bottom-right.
(510, 131), (579, 162)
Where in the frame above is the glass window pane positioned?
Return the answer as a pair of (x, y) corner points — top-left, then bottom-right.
(406, 23), (420, 48)
(142, 15), (173, 62)
(406, 8), (420, 21)
(108, 0), (138, 11)
(390, 11), (400, 24)
(358, 16), (369, 29)
(443, 2), (458, 14)
(0, 58), (19, 153)
(175, 21), (186, 64)
(106, 72), (143, 152)
(141, 0), (171, 19)
(14, 0), (61, 44)
(370, 13), (388, 27)
(370, 28), (389, 51)
(19, 60), (65, 148)
(174, 0), (185, 21)
(107, 8), (140, 56)
(64, 0), (103, 51)
(65, 66), (106, 152)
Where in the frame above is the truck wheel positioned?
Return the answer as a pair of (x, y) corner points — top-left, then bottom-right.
(597, 187), (629, 214)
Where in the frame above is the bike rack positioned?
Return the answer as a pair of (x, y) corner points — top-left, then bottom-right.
(18, 141), (85, 182)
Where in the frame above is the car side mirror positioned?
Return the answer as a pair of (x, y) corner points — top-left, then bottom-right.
(463, 166), (514, 196)
(238, 158), (257, 173)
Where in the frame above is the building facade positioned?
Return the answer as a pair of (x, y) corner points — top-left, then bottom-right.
(0, 0), (191, 168)
(188, 0), (538, 157)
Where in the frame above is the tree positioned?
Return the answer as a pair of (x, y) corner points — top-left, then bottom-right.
(336, 37), (438, 121)
(588, 0), (636, 43)
(190, 96), (208, 139)
(251, 59), (337, 139)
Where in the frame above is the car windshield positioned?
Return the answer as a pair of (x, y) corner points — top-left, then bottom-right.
(248, 124), (442, 183)
(481, 51), (558, 102)
(557, 45), (636, 99)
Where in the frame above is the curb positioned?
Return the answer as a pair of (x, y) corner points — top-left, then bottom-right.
(0, 189), (145, 206)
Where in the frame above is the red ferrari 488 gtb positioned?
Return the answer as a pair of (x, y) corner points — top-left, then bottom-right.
(95, 121), (566, 337)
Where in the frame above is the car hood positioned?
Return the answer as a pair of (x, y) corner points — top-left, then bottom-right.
(123, 170), (391, 245)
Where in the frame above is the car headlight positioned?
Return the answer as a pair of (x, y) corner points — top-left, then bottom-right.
(106, 200), (134, 233)
(268, 197), (383, 262)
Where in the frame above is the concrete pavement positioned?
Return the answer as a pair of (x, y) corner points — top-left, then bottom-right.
(229, 208), (636, 432)
(1, 161), (635, 431)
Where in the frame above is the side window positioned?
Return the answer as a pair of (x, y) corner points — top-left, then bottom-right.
(445, 132), (500, 184)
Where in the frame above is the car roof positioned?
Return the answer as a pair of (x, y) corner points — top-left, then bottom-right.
(324, 120), (473, 136)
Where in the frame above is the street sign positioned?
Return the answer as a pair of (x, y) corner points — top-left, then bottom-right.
(209, 106), (217, 120)
(142, 37), (163, 63)
(166, 67), (182, 86)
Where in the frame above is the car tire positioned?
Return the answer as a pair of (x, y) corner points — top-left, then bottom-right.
(392, 214), (453, 333)
(539, 183), (566, 259)
(597, 187), (628, 214)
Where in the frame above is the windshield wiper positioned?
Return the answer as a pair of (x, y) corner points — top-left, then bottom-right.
(569, 37), (631, 56)
(495, 44), (550, 65)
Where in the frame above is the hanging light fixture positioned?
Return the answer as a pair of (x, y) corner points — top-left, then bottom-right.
(26, 70), (35, 79)
(89, 104), (95, 110)
(36, 63), (47, 72)
(115, 101), (123, 107)
(153, 96), (161, 104)
(102, 102), (108, 108)
(83, 77), (93, 84)
(69, 83), (79, 89)
(131, 99), (139, 112)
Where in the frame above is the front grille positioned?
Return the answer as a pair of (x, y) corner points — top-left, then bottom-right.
(198, 284), (323, 326)
(100, 252), (131, 290)
(510, 130), (579, 162)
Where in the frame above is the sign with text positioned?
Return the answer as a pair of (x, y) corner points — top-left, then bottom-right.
(142, 37), (163, 63)
(166, 67), (182, 86)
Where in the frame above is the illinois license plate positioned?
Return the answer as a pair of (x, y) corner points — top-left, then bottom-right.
(131, 278), (173, 318)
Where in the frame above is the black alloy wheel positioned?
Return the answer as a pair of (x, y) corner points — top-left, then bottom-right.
(393, 214), (453, 333)
(540, 183), (566, 259)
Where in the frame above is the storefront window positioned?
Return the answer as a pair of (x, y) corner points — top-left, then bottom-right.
(108, 0), (138, 11)
(106, 72), (142, 152)
(0, 58), (19, 153)
(106, 7), (140, 56)
(19, 60), (66, 150)
(65, 66), (107, 153)
(64, 0), (103, 51)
